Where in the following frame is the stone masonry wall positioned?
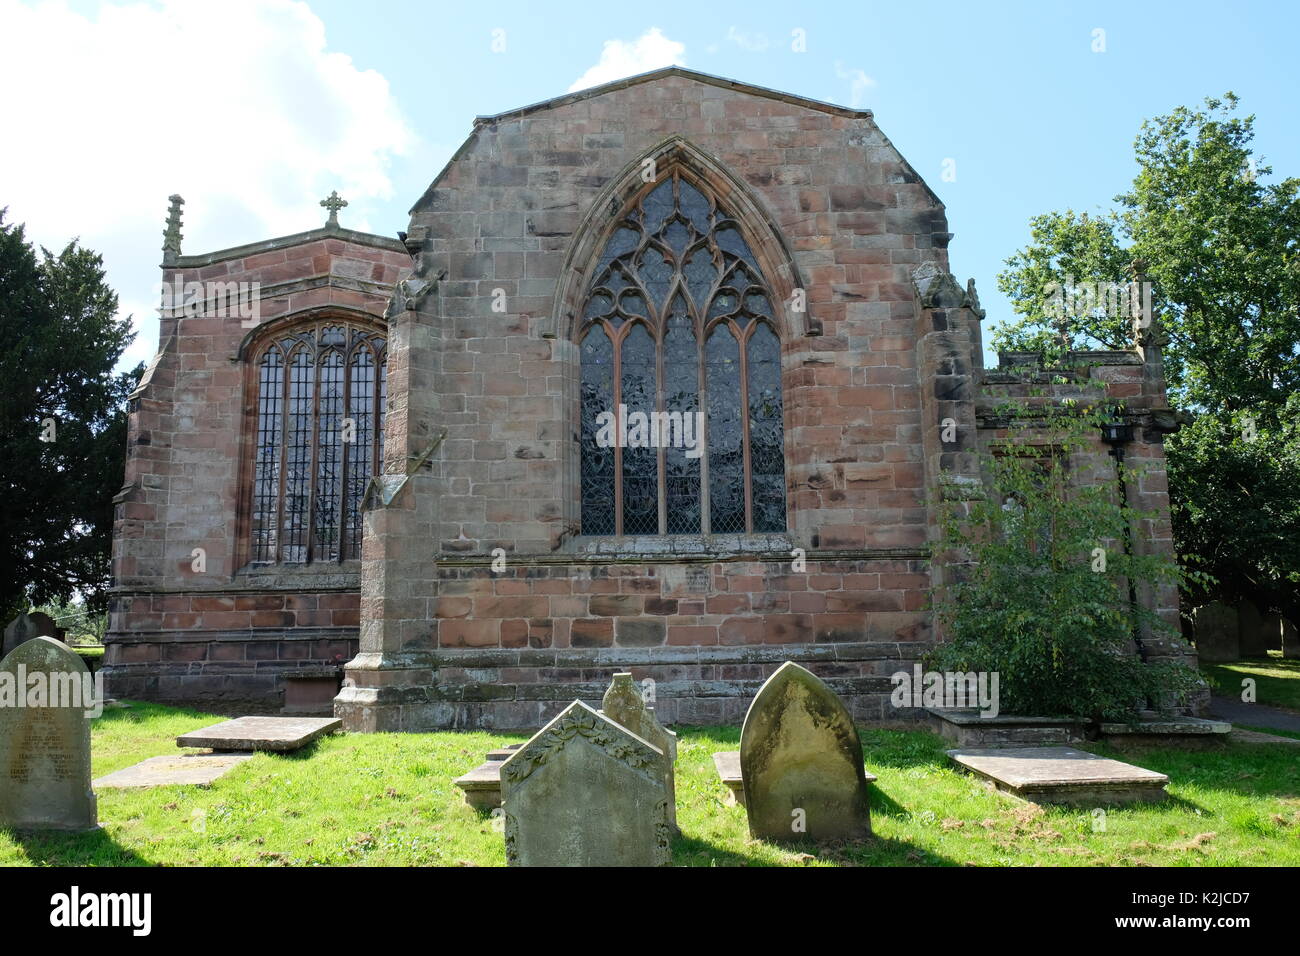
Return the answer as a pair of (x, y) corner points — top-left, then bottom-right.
(104, 224), (409, 705)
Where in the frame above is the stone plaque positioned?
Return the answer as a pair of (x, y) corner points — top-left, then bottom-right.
(601, 672), (677, 832)
(1192, 601), (1239, 663)
(740, 661), (871, 843)
(0, 637), (98, 831)
(500, 700), (669, 867)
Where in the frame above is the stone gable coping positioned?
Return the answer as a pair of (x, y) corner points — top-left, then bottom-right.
(170, 224), (405, 269)
(473, 66), (873, 127)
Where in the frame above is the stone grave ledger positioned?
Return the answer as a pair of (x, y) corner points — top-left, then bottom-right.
(740, 661), (871, 843)
(499, 700), (670, 867)
(0, 637), (98, 831)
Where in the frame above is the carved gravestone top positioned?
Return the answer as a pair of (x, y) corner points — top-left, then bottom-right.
(601, 672), (678, 832)
(499, 700), (669, 867)
(0, 637), (99, 831)
(740, 661), (871, 843)
(1193, 602), (1240, 663)
(2, 612), (58, 659)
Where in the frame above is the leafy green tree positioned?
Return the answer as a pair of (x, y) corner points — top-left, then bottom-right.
(0, 210), (139, 624)
(928, 407), (1199, 720)
(993, 94), (1300, 617)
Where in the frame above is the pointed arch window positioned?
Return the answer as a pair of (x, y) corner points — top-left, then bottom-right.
(579, 171), (787, 535)
(248, 320), (386, 563)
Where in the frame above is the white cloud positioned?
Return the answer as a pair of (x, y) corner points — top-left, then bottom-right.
(726, 26), (769, 53)
(0, 0), (414, 369)
(568, 27), (686, 93)
(834, 61), (876, 108)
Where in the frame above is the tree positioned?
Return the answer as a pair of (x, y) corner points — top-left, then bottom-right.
(0, 210), (140, 624)
(993, 94), (1300, 617)
(927, 407), (1199, 720)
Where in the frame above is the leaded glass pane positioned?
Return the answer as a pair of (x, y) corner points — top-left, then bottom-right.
(580, 326), (615, 535)
(282, 347), (314, 563)
(577, 169), (787, 537)
(252, 349), (283, 562)
(621, 323), (659, 535)
(313, 350), (344, 561)
(664, 300), (700, 534)
(747, 324), (787, 532)
(706, 325), (745, 534)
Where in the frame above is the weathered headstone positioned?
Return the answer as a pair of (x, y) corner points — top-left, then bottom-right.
(2, 611), (58, 659)
(600, 672), (677, 832)
(499, 700), (670, 867)
(1238, 600), (1268, 658)
(0, 637), (98, 831)
(1282, 618), (1300, 660)
(739, 661), (871, 843)
(1192, 601), (1239, 663)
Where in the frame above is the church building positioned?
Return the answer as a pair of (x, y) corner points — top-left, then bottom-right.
(103, 68), (1197, 730)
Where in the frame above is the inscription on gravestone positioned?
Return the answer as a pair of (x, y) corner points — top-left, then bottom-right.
(0, 637), (98, 831)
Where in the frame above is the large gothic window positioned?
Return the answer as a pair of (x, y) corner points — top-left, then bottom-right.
(579, 171), (787, 535)
(249, 320), (386, 564)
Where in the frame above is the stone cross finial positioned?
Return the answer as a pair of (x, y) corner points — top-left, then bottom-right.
(320, 191), (348, 228)
(162, 194), (184, 265)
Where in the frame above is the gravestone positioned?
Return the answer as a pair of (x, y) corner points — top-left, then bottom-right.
(600, 672), (677, 833)
(499, 700), (670, 867)
(1192, 602), (1239, 663)
(1237, 600), (1268, 658)
(1282, 618), (1300, 660)
(2, 611), (58, 659)
(1262, 613), (1284, 652)
(0, 637), (98, 831)
(176, 715), (341, 752)
(739, 661), (871, 843)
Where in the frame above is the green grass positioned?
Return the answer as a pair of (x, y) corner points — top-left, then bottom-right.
(1203, 654), (1300, 712)
(3, 702), (1298, 866)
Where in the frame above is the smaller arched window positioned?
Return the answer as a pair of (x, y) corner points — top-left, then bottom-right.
(248, 320), (386, 564)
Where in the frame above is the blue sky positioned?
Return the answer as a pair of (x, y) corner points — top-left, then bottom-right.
(2, 0), (1296, 367)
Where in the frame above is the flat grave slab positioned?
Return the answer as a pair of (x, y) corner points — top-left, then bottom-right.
(176, 716), (341, 752)
(1100, 717), (1232, 749)
(928, 709), (1084, 747)
(94, 753), (253, 789)
(948, 746), (1168, 806)
(712, 750), (876, 807)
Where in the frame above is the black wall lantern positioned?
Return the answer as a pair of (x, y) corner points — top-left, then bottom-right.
(1099, 420), (1134, 446)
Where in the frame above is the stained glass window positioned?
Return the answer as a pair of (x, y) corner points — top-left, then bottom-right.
(578, 171), (787, 535)
(249, 320), (386, 564)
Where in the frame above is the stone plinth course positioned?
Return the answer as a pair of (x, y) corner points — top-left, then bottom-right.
(176, 716), (341, 752)
(947, 746), (1169, 806)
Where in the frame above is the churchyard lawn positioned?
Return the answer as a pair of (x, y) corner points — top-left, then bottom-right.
(2, 701), (1297, 867)
(1203, 654), (1300, 714)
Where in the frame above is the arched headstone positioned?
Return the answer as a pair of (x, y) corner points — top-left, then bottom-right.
(2, 611), (58, 659)
(500, 700), (669, 867)
(0, 637), (99, 831)
(740, 661), (871, 842)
